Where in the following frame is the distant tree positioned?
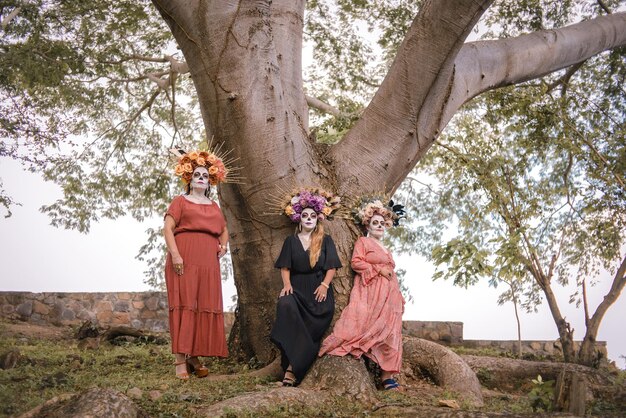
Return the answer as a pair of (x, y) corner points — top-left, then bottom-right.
(1, 0), (625, 365)
(398, 23), (626, 364)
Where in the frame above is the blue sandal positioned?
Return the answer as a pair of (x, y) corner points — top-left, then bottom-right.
(382, 378), (400, 390)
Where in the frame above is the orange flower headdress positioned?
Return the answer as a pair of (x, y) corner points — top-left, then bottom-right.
(170, 143), (240, 186)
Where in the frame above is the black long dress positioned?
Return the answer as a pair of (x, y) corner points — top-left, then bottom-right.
(270, 234), (342, 382)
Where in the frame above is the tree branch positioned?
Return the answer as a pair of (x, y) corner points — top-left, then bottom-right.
(597, 0), (612, 15)
(331, 0), (492, 195)
(305, 95), (342, 117)
(1, 7), (20, 30)
(443, 12), (626, 129)
(546, 60), (585, 94)
(585, 253), (626, 339)
(98, 54), (170, 65)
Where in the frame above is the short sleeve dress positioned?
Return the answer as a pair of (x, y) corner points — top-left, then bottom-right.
(164, 195), (228, 357)
(319, 236), (405, 373)
(269, 234), (342, 381)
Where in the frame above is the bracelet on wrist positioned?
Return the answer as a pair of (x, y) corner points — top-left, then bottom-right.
(320, 282), (329, 289)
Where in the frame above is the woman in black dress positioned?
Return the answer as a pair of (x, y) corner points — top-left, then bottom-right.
(270, 188), (341, 386)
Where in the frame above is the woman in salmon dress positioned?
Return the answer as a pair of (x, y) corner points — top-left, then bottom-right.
(319, 198), (405, 390)
(164, 149), (230, 380)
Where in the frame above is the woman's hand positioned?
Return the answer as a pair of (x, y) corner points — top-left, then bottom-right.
(172, 254), (184, 276)
(379, 266), (393, 280)
(279, 284), (293, 297)
(218, 244), (227, 258)
(314, 284), (328, 302)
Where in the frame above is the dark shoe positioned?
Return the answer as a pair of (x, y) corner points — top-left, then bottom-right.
(187, 357), (209, 378)
(382, 378), (399, 390)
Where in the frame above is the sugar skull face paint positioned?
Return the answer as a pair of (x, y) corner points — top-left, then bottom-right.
(300, 207), (318, 232)
(367, 214), (385, 239)
(191, 167), (209, 191)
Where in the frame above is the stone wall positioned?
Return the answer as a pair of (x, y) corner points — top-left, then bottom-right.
(0, 292), (457, 342)
(0, 291), (170, 332)
(0, 291), (237, 335)
(403, 320), (463, 344)
(460, 339), (608, 360)
(0, 292), (606, 360)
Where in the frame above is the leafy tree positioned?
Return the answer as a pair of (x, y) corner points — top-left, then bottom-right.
(398, 2), (626, 364)
(1, 0), (625, 367)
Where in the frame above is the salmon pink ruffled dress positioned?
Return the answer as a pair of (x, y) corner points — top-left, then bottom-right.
(164, 195), (228, 357)
(319, 236), (404, 373)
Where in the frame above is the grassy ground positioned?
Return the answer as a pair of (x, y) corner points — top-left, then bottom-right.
(1, 320), (623, 417)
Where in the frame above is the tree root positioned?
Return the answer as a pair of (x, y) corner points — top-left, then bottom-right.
(301, 355), (377, 402)
(196, 387), (330, 417)
(461, 354), (614, 391)
(403, 336), (484, 407)
(205, 357), (283, 382)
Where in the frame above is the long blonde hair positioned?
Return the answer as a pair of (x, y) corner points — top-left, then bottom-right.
(309, 223), (325, 268)
(298, 222), (325, 268)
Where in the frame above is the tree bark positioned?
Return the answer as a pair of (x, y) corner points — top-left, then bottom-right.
(300, 355), (377, 402)
(553, 369), (590, 416)
(538, 276), (577, 363)
(331, 0), (493, 195)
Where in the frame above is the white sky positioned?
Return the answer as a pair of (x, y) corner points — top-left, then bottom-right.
(0, 157), (624, 368)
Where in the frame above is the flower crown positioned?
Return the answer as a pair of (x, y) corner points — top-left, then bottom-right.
(172, 149), (228, 186)
(280, 187), (341, 223)
(352, 196), (406, 228)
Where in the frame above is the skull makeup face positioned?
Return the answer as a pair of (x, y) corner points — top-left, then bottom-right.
(300, 207), (318, 232)
(367, 214), (385, 239)
(191, 166), (209, 191)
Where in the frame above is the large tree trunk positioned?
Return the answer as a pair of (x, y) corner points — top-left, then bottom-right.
(151, 0), (362, 362)
(152, 0), (626, 364)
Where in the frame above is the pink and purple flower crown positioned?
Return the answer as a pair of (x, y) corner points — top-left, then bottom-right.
(281, 187), (341, 223)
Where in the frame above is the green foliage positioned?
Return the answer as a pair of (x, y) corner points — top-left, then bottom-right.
(393, 0), (626, 318)
(0, 0), (200, 232)
(528, 375), (555, 412)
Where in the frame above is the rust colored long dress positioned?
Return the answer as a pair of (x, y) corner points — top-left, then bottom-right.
(319, 236), (404, 373)
(164, 195), (228, 357)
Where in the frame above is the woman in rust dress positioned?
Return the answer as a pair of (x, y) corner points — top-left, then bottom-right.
(164, 150), (230, 379)
(319, 198), (405, 390)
